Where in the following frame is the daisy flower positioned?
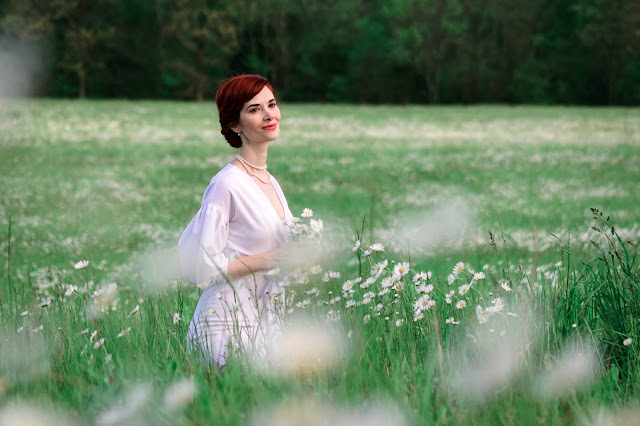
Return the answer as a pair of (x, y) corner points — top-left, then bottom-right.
(455, 300), (467, 309)
(93, 338), (105, 349)
(117, 327), (131, 338)
(352, 240), (361, 252)
(623, 338), (633, 346)
(371, 260), (388, 276)
(301, 208), (313, 218)
(345, 300), (356, 308)
(369, 243), (385, 252)
(458, 283), (471, 295)
(393, 262), (410, 277)
(501, 282), (512, 292)
(363, 314), (371, 324)
(473, 272), (486, 280)
(445, 317), (460, 325)
(447, 274), (455, 285)
(310, 219), (323, 232)
(74, 259), (89, 269)
(20, 310), (29, 316)
(128, 304), (140, 317)
(413, 311), (424, 321)
(452, 261), (464, 276)
(395, 319), (404, 327)
(172, 313), (181, 325)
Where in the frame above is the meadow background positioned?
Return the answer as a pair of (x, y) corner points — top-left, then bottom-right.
(0, 100), (639, 424)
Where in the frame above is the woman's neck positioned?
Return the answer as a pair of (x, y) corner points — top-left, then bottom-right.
(238, 144), (268, 168)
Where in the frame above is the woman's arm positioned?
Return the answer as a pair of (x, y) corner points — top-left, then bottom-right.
(226, 252), (275, 280)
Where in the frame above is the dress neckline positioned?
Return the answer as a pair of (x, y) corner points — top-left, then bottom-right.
(226, 163), (287, 221)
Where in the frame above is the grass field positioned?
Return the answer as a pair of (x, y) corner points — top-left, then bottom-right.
(0, 100), (639, 425)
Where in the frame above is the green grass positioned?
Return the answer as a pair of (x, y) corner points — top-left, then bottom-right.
(0, 100), (639, 424)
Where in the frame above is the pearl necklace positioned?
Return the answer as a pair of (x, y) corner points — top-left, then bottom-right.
(236, 153), (271, 184)
(236, 152), (267, 170)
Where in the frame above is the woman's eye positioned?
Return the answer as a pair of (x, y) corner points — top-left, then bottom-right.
(249, 108), (259, 113)
(269, 102), (277, 107)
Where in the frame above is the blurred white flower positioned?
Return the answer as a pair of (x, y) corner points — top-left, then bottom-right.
(96, 383), (152, 425)
(473, 272), (485, 280)
(445, 317), (460, 325)
(363, 314), (371, 324)
(74, 259), (89, 269)
(31, 325), (43, 333)
(93, 338), (105, 349)
(36, 299), (51, 308)
(500, 282), (512, 292)
(456, 300), (467, 309)
(447, 274), (455, 285)
(535, 340), (599, 398)
(266, 267), (281, 276)
(352, 240), (361, 252)
(128, 305), (140, 317)
(309, 265), (322, 274)
(395, 319), (404, 327)
(623, 338), (632, 346)
(370, 243), (384, 252)
(20, 310), (29, 316)
(301, 208), (313, 218)
(458, 284), (471, 295)
(452, 262), (464, 276)
(172, 313), (181, 325)
(117, 327), (131, 338)
(310, 219), (323, 232)
(164, 377), (197, 412)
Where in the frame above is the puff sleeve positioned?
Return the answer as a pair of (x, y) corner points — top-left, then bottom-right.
(178, 203), (230, 288)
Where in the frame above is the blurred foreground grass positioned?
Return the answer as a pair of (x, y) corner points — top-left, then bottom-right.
(0, 100), (639, 425)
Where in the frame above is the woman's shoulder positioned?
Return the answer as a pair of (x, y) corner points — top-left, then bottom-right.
(200, 164), (240, 205)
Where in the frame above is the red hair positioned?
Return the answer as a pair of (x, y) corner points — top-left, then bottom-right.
(216, 74), (274, 148)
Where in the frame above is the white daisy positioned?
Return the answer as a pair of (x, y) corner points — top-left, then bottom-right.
(473, 272), (486, 280)
(445, 317), (460, 325)
(172, 313), (181, 325)
(447, 274), (455, 285)
(371, 259), (388, 276)
(452, 261), (464, 276)
(266, 267), (281, 276)
(74, 259), (89, 269)
(301, 208), (313, 218)
(458, 283), (471, 295)
(20, 310), (29, 316)
(128, 305), (140, 317)
(369, 243), (384, 252)
(393, 262), (410, 277)
(308, 265), (322, 274)
(363, 314), (371, 324)
(455, 300), (467, 309)
(310, 219), (323, 232)
(352, 240), (361, 252)
(501, 282), (512, 292)
(395, 319), (404, 327)
(93, 338), (105, 349)
(623, 338), (632, 346)
(413, 311), (424, 321)
(117, 327), (131, 338)
(362, 249), (372, 257)
(345, 300), (356, 308)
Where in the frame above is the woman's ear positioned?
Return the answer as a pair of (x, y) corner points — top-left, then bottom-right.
(230, 123), (241, 134)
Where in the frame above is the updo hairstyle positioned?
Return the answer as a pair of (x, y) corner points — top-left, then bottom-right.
(215, 74), (274, 148)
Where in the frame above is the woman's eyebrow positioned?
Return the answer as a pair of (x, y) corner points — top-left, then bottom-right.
(246, 99), (276, 110)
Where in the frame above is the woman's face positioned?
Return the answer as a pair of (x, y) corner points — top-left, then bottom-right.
(232, 86), (281, 145)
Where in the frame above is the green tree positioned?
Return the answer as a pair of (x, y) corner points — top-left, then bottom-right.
(165, 0), (238, 101)
(385, 0), (467, 103)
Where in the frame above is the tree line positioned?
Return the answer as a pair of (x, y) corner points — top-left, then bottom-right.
(1, 0), (639, 104)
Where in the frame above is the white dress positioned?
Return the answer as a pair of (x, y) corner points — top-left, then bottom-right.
(178, 163), (293, 368)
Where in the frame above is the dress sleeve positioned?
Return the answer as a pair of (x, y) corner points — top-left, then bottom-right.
(178, 203), (230, 288)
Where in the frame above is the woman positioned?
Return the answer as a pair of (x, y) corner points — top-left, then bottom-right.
(178, 74), (293, 368)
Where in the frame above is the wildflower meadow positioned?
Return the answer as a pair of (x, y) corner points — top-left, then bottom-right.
(1, 100), (639, 425)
